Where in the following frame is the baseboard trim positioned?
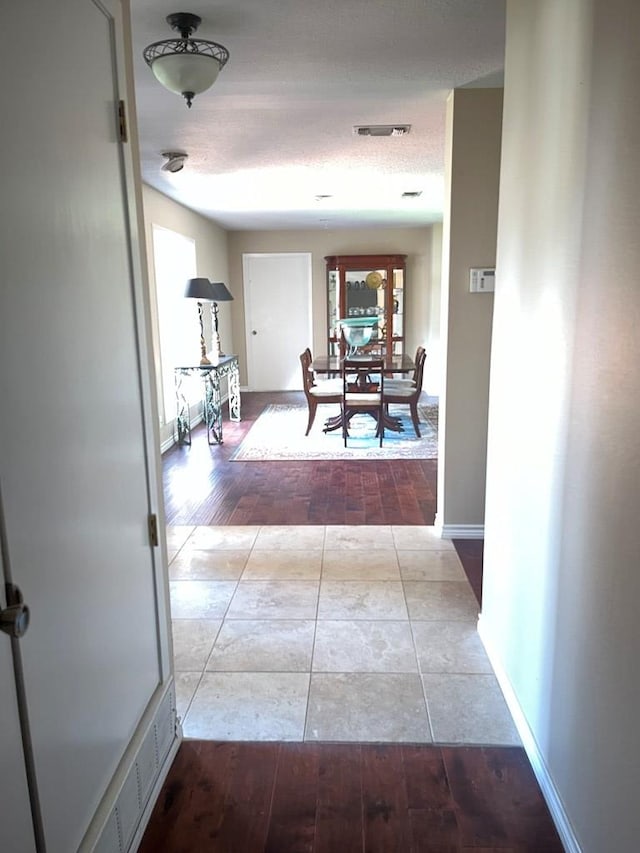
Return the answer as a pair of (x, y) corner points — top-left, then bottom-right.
(477, 617), (582, 853)
(438, 523), (485, 540)
(80, 679), (181, 853)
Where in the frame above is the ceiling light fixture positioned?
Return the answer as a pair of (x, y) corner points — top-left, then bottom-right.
(143, 12), (230, 109)
(161, 151), (188, 173)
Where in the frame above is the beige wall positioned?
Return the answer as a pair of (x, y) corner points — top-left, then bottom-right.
(438, 88), (503, 533)
(482, 1), (640, 850)
(141, 185), (230, 446)
(227, 227), (440, 390)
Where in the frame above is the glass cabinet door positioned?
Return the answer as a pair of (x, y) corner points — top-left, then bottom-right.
(325, 254), (406, 357)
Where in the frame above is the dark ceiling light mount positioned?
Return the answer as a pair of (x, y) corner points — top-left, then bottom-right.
(143, 12), (230, 109)
(353, 125), (411, 137)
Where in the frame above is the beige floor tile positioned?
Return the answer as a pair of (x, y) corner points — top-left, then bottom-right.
(313, 620), (418, 672)
(398, 550), (466, 581)
(305, 673), (431, 742)
(322, 550), (401, 580)
(165, 525), (194, 550)
(412, 621), (493, 674)
(172, 619), (222, 671)
(169, 580), (237, 619)
(391, 526), (455, 551)
(206, 619), (315, 671)
(187, 525), (260, 550)
(323, 525), (395, 550)
(174, 672), (201, 721)
(318, 581), (408, 619)
(183, 672), (309, 740)
(422, 673), (521, 745)
(252, 525), (326, 550)
(403, 581), (479, 621)
(226, 581), (319, 619)
(169, 549), (249, 580)
(242, 550), (322, 580)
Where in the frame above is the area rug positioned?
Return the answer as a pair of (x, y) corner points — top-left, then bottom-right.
(230, 403), (438, 461)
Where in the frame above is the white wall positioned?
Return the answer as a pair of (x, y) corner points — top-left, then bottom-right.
(142, 185), (230, 446)
(481, 1), (640, 850)
(227, 227), (440, 391)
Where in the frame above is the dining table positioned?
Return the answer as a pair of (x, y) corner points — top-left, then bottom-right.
(311, 352), (416, 434)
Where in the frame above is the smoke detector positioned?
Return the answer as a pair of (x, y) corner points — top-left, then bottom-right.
(353, 125), (411, 137)
(161, 151), (188, 173)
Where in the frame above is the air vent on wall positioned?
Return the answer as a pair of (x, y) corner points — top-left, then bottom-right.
(402, 191), (422, 198)
(353, 124), (411, 137)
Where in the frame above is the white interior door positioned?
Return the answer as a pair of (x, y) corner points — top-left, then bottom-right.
(0, 1), (163, 851)
(243, 253), (312, 390)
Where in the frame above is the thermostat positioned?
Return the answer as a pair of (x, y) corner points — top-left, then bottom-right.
(469, 268), (495, 293)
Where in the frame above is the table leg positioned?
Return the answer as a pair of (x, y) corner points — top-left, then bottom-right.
(228, 364), (241, 422)
(174, 372), (192, 446)
(204, 371), (223, 444)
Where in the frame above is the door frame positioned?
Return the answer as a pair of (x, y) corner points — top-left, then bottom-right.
(242, 252), (313, 391)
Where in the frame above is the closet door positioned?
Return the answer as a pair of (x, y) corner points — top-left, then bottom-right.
(0, 1), (164, 851)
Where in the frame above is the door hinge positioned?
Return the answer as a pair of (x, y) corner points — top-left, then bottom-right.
(148, 514), (159, 547)
(118, 100), (128, 143)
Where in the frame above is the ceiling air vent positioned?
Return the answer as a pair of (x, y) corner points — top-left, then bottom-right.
(353, 124), (411, 137)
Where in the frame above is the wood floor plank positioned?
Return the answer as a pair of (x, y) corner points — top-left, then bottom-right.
(442, 746), (564, 852)
(409, 808), (461, 853)
(402, 745), (453, 811)
(208, 742), (280, 853)
(137, 741), (238, 853)
(264, 743), (320, 853)
(362, 745), (411, 853)
(315, 744), (364, 853)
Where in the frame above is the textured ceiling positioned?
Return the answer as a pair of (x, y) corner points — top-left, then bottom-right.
(131, 0), (505, 230)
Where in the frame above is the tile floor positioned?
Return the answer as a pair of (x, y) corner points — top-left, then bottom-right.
(168, 524), (520, 745)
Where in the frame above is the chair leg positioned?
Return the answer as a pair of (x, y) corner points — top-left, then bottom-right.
(409, 403), (421, 437)
(306, 400), (317, 435)
(342, 407), (348, 446)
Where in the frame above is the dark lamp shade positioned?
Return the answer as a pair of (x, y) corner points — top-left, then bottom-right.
(209, 281), (233, 302)
(184, 277), (214, 300)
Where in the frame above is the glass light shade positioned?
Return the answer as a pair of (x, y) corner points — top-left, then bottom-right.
(151, 53), (221, 96)
(339, 317), (378, 351)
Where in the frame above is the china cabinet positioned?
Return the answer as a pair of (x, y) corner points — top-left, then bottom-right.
(325, 254), (406, 357)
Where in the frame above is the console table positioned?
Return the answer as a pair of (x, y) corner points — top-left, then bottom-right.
(174, 356), (241, 446)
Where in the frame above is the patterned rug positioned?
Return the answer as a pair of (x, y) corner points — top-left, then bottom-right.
(230, 403), (438, 461)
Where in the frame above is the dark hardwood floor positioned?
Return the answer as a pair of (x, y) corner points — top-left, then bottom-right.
(139, 741), (564, 853)
(162, 392), (437, 527)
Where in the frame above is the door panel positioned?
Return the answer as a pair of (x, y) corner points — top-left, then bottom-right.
(0, 2), (161, 851)
(243, 254), (312, 390)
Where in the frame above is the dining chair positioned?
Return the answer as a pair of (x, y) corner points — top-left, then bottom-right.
(300, 349), (342, 435)
(383, 347), (427, 436)
(342, 356), (385, 447)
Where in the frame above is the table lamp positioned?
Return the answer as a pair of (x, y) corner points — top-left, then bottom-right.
(184, 277), (215, 364)
(209, 281), (234, 358)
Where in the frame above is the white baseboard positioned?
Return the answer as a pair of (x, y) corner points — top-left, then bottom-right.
(477, 617), (582, 853)
(80, 679), (182, 853)
(438, 523), (485, 539)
